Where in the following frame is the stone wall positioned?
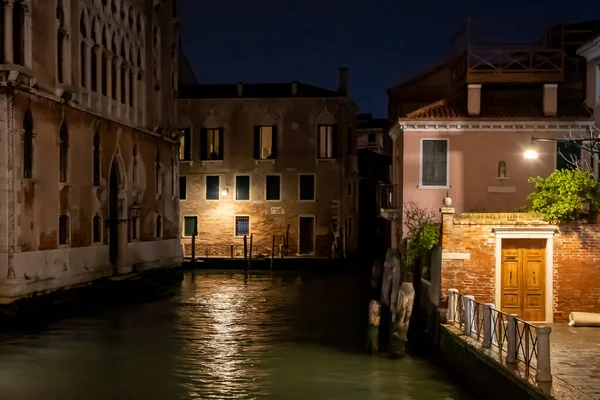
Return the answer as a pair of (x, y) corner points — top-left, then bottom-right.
(439, 209), (600, 322)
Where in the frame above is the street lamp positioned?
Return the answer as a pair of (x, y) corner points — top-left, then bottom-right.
(129, 202), (142, 220)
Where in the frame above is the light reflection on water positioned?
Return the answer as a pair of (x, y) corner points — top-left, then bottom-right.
(0, 270), (470, 400)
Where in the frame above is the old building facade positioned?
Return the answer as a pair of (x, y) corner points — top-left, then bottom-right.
(0, 0), (181, 305)
(178, 71), (358, 258)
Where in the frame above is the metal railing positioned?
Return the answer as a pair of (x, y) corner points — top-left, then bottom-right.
(447, 289), (552, 384)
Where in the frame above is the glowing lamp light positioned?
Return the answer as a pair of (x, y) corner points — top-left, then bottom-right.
(221, 187), (229, 197)
(524, 149), (538, 160)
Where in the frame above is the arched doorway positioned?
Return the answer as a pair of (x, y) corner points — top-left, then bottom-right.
(109, 159), (120, 266)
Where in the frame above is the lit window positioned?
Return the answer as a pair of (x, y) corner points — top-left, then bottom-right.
(178, 128), (191, 161)
(318, 125), (337, 159)
(201, 128), (223, 160)
(235, 216), (249, 236)
(254, 126), (277, 160)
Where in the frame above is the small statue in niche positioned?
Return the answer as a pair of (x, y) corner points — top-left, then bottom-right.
(497, 161), (507, 179)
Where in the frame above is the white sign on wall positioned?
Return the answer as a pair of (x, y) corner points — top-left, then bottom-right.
(270, 207), (285, 215)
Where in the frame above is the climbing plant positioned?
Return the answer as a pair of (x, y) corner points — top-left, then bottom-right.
(527, 168), (600, 223)
(403, 202), (440, 264)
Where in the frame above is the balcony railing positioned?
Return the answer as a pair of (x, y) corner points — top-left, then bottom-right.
(377, 184), (401, 210)
(447, 289), (552, 384)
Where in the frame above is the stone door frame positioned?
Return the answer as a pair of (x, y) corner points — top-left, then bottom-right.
(493, 227), (557, 324)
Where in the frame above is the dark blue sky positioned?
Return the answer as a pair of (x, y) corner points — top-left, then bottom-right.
(180, 1), (600, 118)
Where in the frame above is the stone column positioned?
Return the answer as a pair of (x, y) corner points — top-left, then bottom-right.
(535, 326), (552, 383)
(4, 1), (14, 64)
(23, 5), (32, 68)
(115, 56), (122, 106)
(105, 51), (113, 114)
(131, 67), (139, 123)
(84, 39), (93, 90)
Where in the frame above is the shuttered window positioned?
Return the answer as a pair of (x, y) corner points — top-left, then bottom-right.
(421, 140), (448, 187)
(183, 216), (198, 237)
(556, 141), (581, 170)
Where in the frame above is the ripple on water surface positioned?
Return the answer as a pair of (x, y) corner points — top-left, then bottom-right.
(0, 270), (470, 400)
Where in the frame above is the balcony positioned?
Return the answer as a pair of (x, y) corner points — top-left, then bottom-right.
(377, 184), (402, 220)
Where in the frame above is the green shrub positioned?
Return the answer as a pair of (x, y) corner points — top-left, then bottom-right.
(407, 220), (440, 264)
(527, 169), (600, 222)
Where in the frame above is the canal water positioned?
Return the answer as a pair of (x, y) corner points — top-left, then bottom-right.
(0, 270), (471, 400)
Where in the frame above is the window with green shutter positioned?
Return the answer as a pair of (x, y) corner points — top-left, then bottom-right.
(556, 141), (582, 170)
(421, 139), (448, 187)
(183, 216), (197, 237)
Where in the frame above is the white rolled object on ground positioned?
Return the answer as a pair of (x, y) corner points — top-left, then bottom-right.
(568, 312), (600, 327)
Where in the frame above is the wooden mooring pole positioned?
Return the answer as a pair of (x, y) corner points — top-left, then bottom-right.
(248, 233), (253, 271)
(271, 234), (275, 270)
(191, 231), (197, 269)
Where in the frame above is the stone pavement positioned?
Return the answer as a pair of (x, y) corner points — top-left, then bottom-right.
(550, 323), (600, 400)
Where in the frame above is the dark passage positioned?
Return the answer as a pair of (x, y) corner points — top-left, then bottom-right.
(0, 270), (470, 400)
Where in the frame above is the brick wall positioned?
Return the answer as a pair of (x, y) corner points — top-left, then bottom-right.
(439, 209), (600, 322)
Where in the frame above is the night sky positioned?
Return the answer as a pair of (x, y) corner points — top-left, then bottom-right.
(180, 1), (600, 118)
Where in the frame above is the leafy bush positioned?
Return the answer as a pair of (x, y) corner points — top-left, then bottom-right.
(527, 169), (600, 222)
(403, 202), (440, 265)
(407, 220), (440, 263)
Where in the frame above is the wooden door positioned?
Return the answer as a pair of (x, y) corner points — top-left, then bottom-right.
(500, 239), (546, 321)
(299, 217), (315, 254)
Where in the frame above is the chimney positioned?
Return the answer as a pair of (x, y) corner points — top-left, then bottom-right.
(467, 84), (481, 116)
(543, 84), (558, 116)
(338, 67), (348, 96)
(292, 81), (297, 96)
(237, 82), (243, 97)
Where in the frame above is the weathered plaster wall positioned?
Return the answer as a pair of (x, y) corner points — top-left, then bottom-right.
(178, 96), (359, 257)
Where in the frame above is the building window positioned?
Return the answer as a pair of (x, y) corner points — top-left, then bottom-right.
(59, 121), (69, 183)
(206, 175), (219, 200)
(23, 109), (33, 179)
(59, 215), (70, 245)
(235, 175), (250, 200)
(155, 150), (161, 195)
(254, 125), (277, 160)
(299, 174), (315, 201)
(179, 176), (187, 200)
(80, 12), (86, 87)
(56, 0), (65, 83)
(93, 214), (102, 243)
(13, 1), (25, 66)
(421, 139), (448, 187)
(318, 125), (337, 159)
(235, 216), (250, 237)
(266, 175), (281, 201)
(93, 130), (101, 186)
(201, 128), (223, 160)
(156, 215), (162, 239)
(556, 141), (582, 170)
(178, 128), (191, 161)
(183, 216), (197, 237)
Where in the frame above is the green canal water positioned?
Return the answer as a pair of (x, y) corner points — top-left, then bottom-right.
(0, 270), (471, 400)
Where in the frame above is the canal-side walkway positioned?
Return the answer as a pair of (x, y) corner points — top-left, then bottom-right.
(550, 324), (600, 399)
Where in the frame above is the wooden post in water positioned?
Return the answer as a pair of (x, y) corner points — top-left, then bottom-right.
(389, 281), (415, 358)
(285, 225), (290, 255)
(191, 230), (197, 269)
(271, 234), (275, 270)
(243, 235), (248, 260)
(248, 233), (253, 270)
(367, 300), (381, 353)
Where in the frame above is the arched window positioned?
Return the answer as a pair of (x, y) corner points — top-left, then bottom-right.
(101, 27), (107, 96)
(56, 0), (65, 83)
(111, 40), (117, 100)
(59, 121), (69, 183)
(13, 0), (25, 65)
(80, 12), (86, 87)
(120, 38), (126, 104)
(156, 215), (162, 239)
(93, 130), (100, 186)
(23, 109), (33, 179)
(59, 215), (70, 245)
(93, 214), (102, 243)
(132, 144), (138, 187)
(155, 150), (160, 195)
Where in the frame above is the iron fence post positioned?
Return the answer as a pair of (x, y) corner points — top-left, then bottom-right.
(506, 314), (518, 364)
(447, 288), (458, 323)
(535, 326), (553, 383)
(463, 295), (474, 336)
